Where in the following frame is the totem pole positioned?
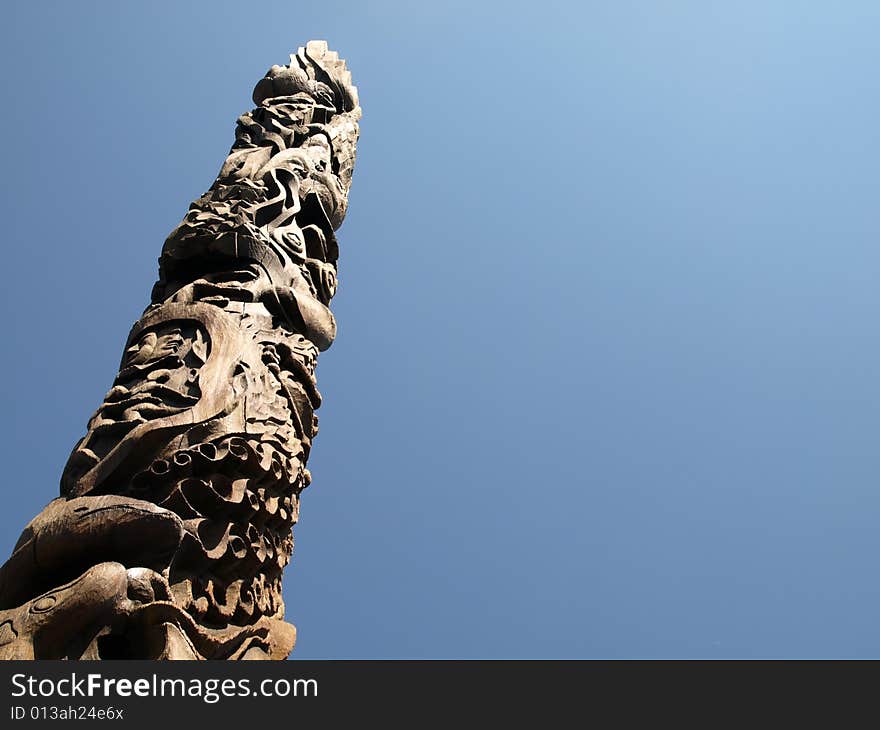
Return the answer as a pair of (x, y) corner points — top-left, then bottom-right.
(0, 41), (360, 659)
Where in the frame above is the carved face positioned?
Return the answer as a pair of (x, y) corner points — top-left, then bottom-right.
(303, 135), (331, 174)
(91, 323), (208, 432)
(60, 306), (236, 498)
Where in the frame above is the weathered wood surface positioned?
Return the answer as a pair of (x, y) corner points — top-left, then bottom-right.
(0, 41), (360, 659)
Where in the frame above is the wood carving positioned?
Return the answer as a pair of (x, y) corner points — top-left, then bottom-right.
(0, 41), (360, 659)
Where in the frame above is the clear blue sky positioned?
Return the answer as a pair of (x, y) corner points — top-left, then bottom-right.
(2, 1), (880, 658)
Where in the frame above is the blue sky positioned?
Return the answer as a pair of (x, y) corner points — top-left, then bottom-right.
(2, 1), (880, 657)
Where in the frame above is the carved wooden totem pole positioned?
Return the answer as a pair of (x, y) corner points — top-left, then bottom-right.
(0, 41), (360, 659)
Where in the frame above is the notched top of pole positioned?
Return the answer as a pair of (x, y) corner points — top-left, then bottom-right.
(0, 41), (361, 660)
